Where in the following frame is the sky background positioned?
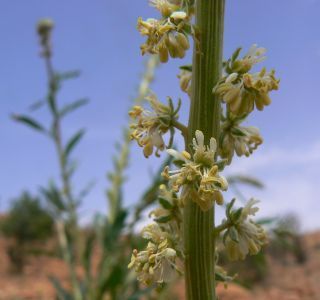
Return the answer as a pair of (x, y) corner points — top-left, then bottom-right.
(1, 0), (320, 231)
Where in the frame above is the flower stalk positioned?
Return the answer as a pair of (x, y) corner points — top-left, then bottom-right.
(130, 0), (278, 298)
(184, 1), (225, 299)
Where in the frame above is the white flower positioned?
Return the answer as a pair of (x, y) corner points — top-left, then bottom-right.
(225, 72), (238, 83)
(213, 45), (279, 116)
(220, 115), (263, 163)
(150, 184), (183, 226)
(149, 0), (179, 17)
(240, 198), (260, 220)
(129, 94), (179, 158)
(138, 11), (190, 63)
(164, 130), (228, 210)
(224, 199), (268, 261)
(178, 68), (192, 96)
(128, 223), (182, 285)
(170, 11), (187, 21)
(240, 44), (266, 72)
(192, 130), (217, 166)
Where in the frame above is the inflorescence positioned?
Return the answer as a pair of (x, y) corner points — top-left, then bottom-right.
(129, 0), (279, 288)
(137, 0), (195, 62)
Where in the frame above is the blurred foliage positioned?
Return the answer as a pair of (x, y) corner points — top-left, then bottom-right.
(220, 178), (307, 288)
(218, 217), (307, 288)
(269, 214), (306, 264)
(0, 192), (54, 272)
(14, 23), (166, 299)
(46, 124), (174, 300)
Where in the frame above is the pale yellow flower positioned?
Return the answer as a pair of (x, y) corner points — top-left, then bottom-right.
(149, 0), (179, 17)
(137, 10), (190, 62)
(128, 223), (182, 285)
(150, 184), (183, 225)
(164, 130), (228, 210)
(213, 45), (279, 116)
(225, 44), (267, 74)
(220, 115), (263, 163)
(178, 67), (192, 96)
(129, 94), (179, 158)
(224, 199), (268, 261)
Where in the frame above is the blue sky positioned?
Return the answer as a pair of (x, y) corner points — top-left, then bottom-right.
(1, 0), (320, 230)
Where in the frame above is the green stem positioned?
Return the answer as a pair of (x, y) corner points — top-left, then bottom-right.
(172, 119), (188, 141)
(184, 1), (225, 299)
(214, 221), (231, 237)
(43, 52), (82, 300)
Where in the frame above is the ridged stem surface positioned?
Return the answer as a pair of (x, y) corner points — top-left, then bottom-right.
(184, 1), (225, 299)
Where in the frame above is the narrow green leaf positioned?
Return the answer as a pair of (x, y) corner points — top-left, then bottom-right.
(78, 180), (96, 200)
(179, 64), (192, 72)
(60, 98), (89, 118)
(82, 232), (95, 279)
(231, 208), (243, 223)
(226, 199), (236, 219)
(158, 197), (173, 209)
(229, 226), (239, 243)
(64, 129), (85, 159)
(257, 217), (277, 225)
(215, 271), (233, 283)
(222, 230), (228, 246)
(155, 215), (172, 223)
(12, 114), (46, 133)
(172, 159), (186, 168)
(56, 70), (81, 81)
(227, 175), (264, 189)
(48, 276), (73, 300)
(127, 287), (153, 300)
(216, 159), (228, 171)
(28, 99), (46, 111)
(231, 47), (242, 62)
(41, 185), (66, 212)
(230, 127), (246, 137)
(48, 92), (57, 115)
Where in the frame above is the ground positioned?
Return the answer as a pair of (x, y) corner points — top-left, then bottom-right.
(0, 231), (320, 300)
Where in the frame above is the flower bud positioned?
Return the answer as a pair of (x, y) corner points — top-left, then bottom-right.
(176, 32), (190, 50)
(37, 18), (54, 37)
(158, 45), (169, 63)
(170, 11), (187, 21)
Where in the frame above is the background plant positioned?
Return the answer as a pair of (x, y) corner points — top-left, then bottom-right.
(12, 19), (181, 300)
(0, 192), (54, 272)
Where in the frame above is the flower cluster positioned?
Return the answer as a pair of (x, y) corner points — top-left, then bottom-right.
(221, 199), (268, 261)
(37, 19), (54, 58)
(150, 184), (183, 227)
(137, 0), (192, 62)
(128, 223), (182, 285)
(178, 65), (192, 96)
(213, 45), (279, 116)
(129, 94), (181, 158)
(219, 114), (263, 163)
(162, 130), (228, 211)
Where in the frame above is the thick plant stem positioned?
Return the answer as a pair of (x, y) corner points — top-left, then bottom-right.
(184, 1), (225, 299)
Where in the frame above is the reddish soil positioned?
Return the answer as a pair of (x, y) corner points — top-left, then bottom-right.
(0, 231), (320, 299)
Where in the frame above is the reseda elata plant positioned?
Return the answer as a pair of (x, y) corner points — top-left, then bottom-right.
(129, 0), (279, 299)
